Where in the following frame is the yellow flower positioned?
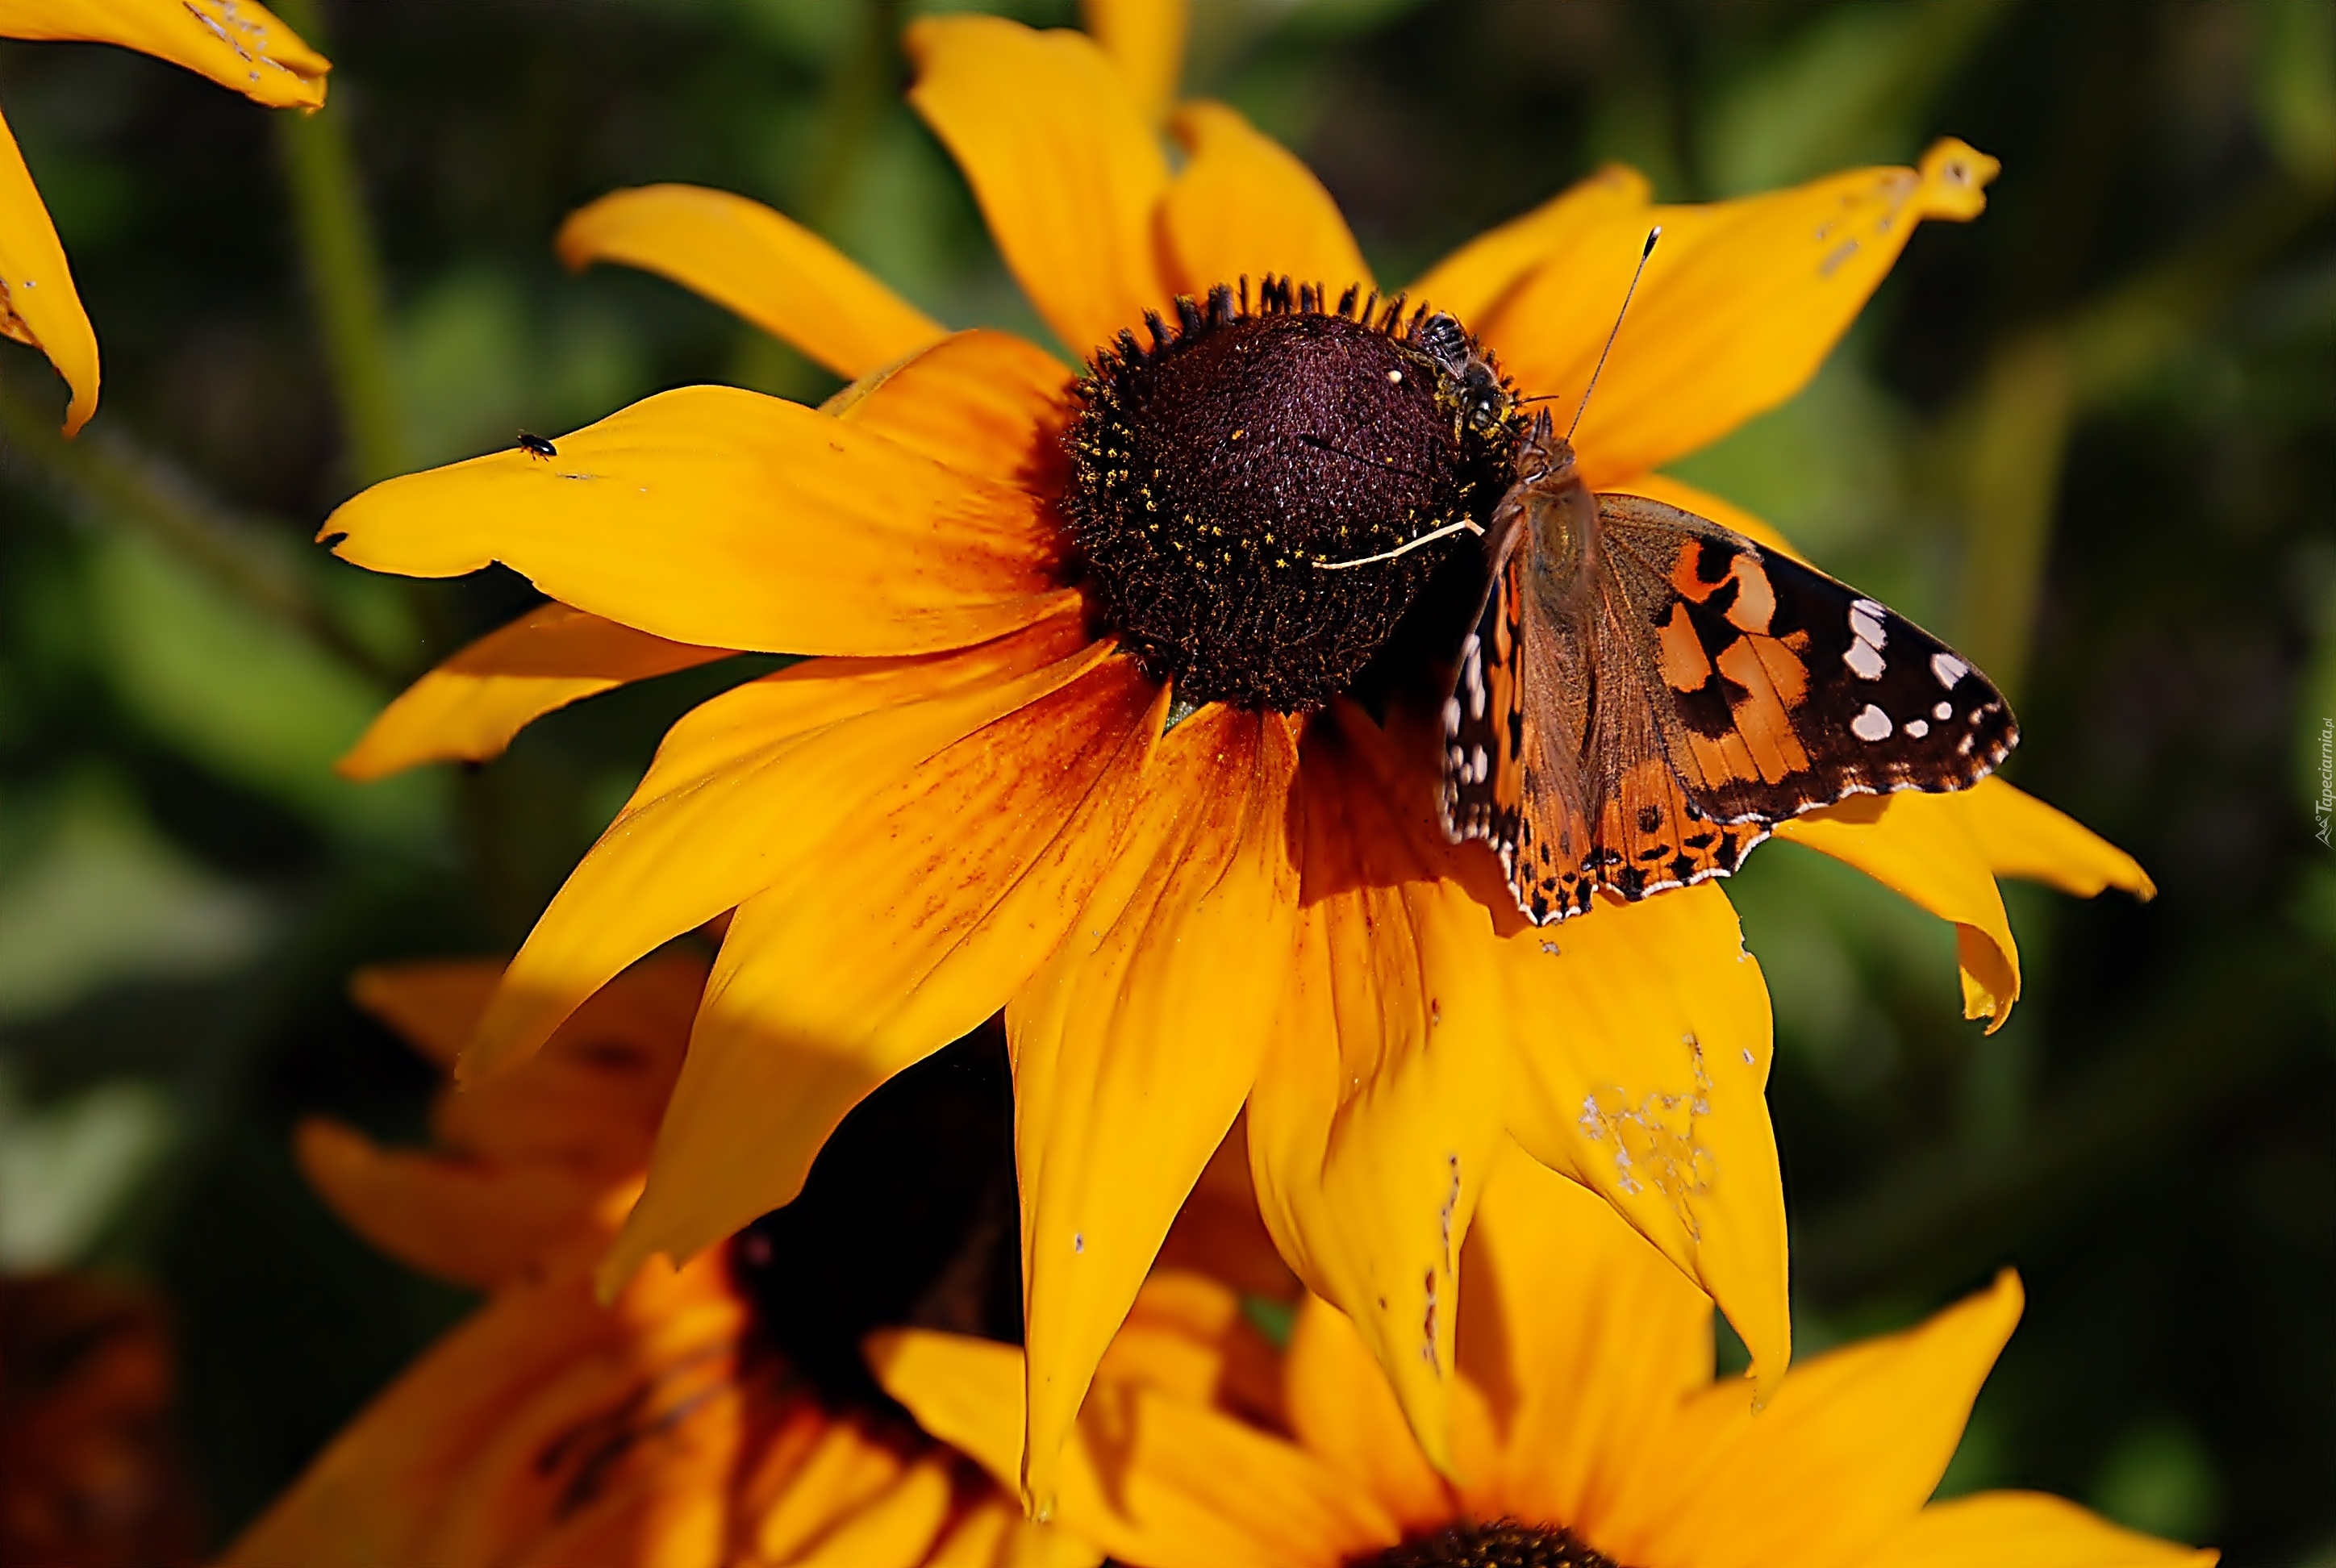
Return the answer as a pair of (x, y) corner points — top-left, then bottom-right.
(0, 0), (327, 433)
(874, 1145), (2215, 1568)
(319, 0), (2150, 1508)
(227, 957), (1089, 1568)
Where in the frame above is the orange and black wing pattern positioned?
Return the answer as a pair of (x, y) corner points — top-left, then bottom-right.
(1447, 488), (2017, 926)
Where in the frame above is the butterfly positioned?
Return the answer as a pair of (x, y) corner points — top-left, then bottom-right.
(1440, 410), (2017, 924)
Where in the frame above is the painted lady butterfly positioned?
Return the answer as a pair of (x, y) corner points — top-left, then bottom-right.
(1441, 410), (2017, 924)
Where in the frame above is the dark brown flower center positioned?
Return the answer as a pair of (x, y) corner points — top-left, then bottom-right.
(1063, 280), (1521, 712)
(729, 1020), (1020, 1416)
(1360, 1521), (1629, 1568)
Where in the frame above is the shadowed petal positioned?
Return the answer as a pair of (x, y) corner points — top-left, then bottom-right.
(1485, 140), (1999, 487)
(1282, 1295), (1453, 1533)
(1246, 707), (1511, 1475)
(1601, 1273), (2023, 1568)
(338, 603), (733, 780)
(321, 384), (1073, 658)
(0, 111), (98, 433)
(1011, 704), (1302, 1515)
(870, 1331), (1393, 1568)
(908, 14), (1172, 357)
(1162, 102), (1373, 296)
(1496, 880), (1790, 1399)
(1081, 0), (1186, 127)
(1775, 789), (2021, 1030)
(1451, 1150), (1717, 1530)
(599, 655), (1162, 1289)
(1865, 1492), (2217, 1568)
(1411, 164), (1651, 329)
(223, 1259), (741, 1568)
(557, 184), (945, 379)
(465, 613), (1103, 1082)
(0, 0), (328, 108)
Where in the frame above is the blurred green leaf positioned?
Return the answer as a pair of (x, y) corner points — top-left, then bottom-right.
(1704, 0), (2009, 195)
(86, 535), (447, 844)
(0, 1065), (177, 1270)
(2091, 1417), (2223, 1543)
(2250, 0), (2336, 191)
(0, 778), (275, 1024)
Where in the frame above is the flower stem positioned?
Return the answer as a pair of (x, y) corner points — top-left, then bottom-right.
(269, 0), (408, 489)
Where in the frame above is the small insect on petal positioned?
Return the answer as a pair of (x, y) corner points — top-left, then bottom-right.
(516, 431), (558, 460)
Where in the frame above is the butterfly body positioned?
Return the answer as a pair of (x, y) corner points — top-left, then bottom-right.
(1441, 413), (2017, 924)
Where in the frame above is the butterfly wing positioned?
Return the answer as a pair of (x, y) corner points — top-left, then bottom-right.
(1446, 486), (2017, 925)
(1595, 492), (2017, 822)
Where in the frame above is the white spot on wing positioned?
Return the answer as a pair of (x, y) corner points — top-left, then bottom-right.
(1933, 700), (1953, 721)
(1931, 652), (1969, 687)
(1844, 640), (1886, 681)
(1851, 704), (1893, 742)
(1904, 718), (1929, 738)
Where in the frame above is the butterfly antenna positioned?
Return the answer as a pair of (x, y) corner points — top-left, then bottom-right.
(1565, 225), (1661, 443)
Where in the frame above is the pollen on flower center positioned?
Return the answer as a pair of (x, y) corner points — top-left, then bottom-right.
(1359, 1520), (1629, 1568)
(1064, 279), (1521, 712)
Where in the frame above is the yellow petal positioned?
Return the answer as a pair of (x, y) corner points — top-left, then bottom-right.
(826, 327), (1076, 489)
(1956, 775), (2156, 899)
(1411, 163), (1652, 329)
(869, 1329), (1028, 1494)
(1866, 1491), (2217, 1568)
(1495, 879), (1791, 1399)
(907, 14), (1171, 359)
(1451, 1146), (1719, 1533)
(1010, 703), (1302, 1515)
(1161, 102), (1373, 295)
(1484, 140), (2000, 487)
(320, 383), (1074, 658)
(1606, 1272), (2023, 1568)
(1283, 1295), (1453, 1532)
(1081, 0), (1186, 127)
(1245, 707), (1512, 1475)
(870, 1330), (1392, 1567)
(601, 654), (1159, 1287)
(348, 960), (505, 1067)
(1774, 788), (2021, 1030)
(926, 1495), (1103, 1568)
(338, 603), (732, 780)
(1097, 1270), (1284, 1430)
(0, 108), (98, 434)
(556, 184), (944, 381)
(0, 0), (328, 109)
(466, 612), (1101, 1082)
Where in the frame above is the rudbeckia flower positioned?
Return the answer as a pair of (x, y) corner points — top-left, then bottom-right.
(227, 957), (1088, 1568)
(874, 1145), (2216, 1568)
(0, 0), (328, 433)
(319, 0), (2150, 1508)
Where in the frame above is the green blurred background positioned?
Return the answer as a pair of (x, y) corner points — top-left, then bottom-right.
(1, 0), (2330, 1558)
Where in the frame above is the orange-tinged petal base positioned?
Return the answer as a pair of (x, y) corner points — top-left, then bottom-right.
(1012, 703), (1301, 1514)
(601, 651), (1160, 1291)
